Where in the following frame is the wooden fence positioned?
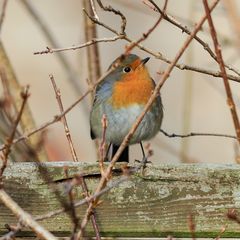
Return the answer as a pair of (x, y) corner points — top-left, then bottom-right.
(1, 162), (240, 238)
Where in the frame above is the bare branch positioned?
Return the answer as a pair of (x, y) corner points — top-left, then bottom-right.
(143, 0), (240, 77)
(0, 189), (58, 240)
(125, 0), (168, 54)
(50, 74), (101, 239)
(50, 74), (78, 162)
(34, 35), (122, 55)
(203, 0), (240, 145)
(89, 0), (99, 21)
(96, 0), (126, 35)
(0, 86), (29, 181)
(160, 129), (237, 140)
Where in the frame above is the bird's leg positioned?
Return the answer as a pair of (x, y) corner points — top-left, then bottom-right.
(104, 143), (112, 162)
(140, 141), (149, 167)
(135, 142), (150, 166)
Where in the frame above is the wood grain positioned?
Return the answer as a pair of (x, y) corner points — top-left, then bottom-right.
(1, 162), (240, 238)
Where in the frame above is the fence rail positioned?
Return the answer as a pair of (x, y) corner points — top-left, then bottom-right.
(1, 162), (240, 238)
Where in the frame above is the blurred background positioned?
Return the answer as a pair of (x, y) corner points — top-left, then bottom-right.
(1, 0), (240, 163)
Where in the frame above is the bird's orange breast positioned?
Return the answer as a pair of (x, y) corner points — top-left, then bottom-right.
(111, 67), (154, 108)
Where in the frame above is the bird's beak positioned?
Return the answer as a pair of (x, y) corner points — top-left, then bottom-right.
(141, 57), (150, 65)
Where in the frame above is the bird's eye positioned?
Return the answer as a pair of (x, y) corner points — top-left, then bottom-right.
(123, 66), (131, 73)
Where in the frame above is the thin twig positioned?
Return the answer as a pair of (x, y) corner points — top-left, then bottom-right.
(203, 0), (240, 145)
(96, 0), (126, 35)
(0, 188), (58, 240)
(80, 177), (101, 240)
(89, 0), (99, 21)
(34, 35), (122, 55)
(160, 129), (237, 140)
(0, 0), (8, 36)
(125, 0), (168, 54)
(50, 74), (78, 162)
(50, 74), (101, 239)
(0, 86), (29, 181)
(50, 75), (80, 237)
(143, 0), (240, 77)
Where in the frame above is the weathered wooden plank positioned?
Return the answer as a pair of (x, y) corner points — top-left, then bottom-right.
(1, 162), (240, 238)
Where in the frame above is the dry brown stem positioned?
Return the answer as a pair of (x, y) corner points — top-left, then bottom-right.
(96, 0), (126, 35)
(0, 86), (29, 181)
(50, 74), (78, 162)
(125, 0), (168, 54)
(203, 0), (240, 145)
(0, 188), (57, 240)
(34, 36), (122, 55)
(160, 129), (237, 140)
(50, 74), (101, 239)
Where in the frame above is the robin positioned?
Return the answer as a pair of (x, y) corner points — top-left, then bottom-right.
(90, 54), (163, 162)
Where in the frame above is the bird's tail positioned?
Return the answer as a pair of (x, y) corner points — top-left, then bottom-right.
(112, 144), (129, 162)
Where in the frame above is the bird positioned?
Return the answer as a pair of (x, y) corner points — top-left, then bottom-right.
(90, 53), (163, 162)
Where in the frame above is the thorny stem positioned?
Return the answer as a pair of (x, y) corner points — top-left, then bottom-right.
(203, 0), (240, 145)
